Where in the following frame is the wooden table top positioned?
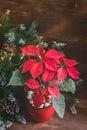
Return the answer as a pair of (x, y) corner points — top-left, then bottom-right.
(8, 109), (87, 130)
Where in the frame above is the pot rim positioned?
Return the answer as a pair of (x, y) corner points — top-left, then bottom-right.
(26, 99), (54, 110)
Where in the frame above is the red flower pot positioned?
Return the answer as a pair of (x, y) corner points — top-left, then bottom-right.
(26, 102), (55, 123)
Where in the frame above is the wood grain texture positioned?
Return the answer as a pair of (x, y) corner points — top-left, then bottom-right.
(0, 1), (87, 130)
(0, 0), (87, 43)
(8, 110), (87, 130)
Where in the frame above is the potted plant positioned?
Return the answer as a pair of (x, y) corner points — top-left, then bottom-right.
(2, 9), (80, 124)
(8, 41), (80, 122)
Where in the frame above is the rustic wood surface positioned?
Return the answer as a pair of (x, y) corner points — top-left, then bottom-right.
(0, 0), (87, 130)
(8, 109), (87, 130)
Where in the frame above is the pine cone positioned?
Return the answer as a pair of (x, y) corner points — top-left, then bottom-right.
(0, 98), (6, 111)
(2, 40), (16, 52)
(0, 98), (19, 115)
(6, 100), (19, 115)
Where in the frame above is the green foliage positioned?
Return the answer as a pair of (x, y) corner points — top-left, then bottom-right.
(59, 78), (76, 94)
(1, 21), (37, 45)
(52, 94), (65, 119)
(28, 21), (38, 37)
(0, 10), (41, 130)
(50, 42), (67, 50)
(7, 69), (24, 86)
(0, 61), (15, 83)
(0, 10), (39, 95)
(0, 61), (15, 98)
(0, 10), (38, 47)
(7, 68), (29, 87)
(0, 119), (13, 130)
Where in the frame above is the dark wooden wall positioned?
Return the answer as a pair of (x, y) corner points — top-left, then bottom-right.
(0, 0), (87, 98)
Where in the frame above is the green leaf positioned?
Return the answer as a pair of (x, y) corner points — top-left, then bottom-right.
(59, 78), (76, 94)
(4, 33), (9, 38)
(70, 103), (77, 115)
(7, 69), (25, 86)
(3, 87), (12, 98)
(28, 21), (38, 38)
(52, 94), (65, 119)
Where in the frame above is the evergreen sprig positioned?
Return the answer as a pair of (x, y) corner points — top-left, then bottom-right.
(0, 10), (37, 129)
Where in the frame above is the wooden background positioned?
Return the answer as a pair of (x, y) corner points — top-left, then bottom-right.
(0, 0), (87, 130)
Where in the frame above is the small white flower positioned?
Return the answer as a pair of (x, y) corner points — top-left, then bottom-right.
(6, 9), (11, 15)
(27, 90), (33, 100)
(26, 94), (32, 100)
(18, 39), (25, 45)
(20, 24), (26, 31)
(38, 104), (44, 108)
(47, 95), (52, 99)
(44, 102), (51, 108)
(27, 90), (33, 95)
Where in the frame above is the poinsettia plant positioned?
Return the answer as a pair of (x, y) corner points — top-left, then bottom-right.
(3, 8), (80, 119)
(8, 42), (80, 118)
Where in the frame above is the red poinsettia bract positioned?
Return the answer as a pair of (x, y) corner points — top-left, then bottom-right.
(32, 93), (45, 108)
(22, 58), (36, 74)
(57, 57), (79, 81)
(21, 45), (37, 56)
(25, 79), (40, 89)
(47, 86), (60, 98)
(21, 45), (80, 108)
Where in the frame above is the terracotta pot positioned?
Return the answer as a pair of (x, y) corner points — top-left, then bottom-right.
(26, 102), (55, 123)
